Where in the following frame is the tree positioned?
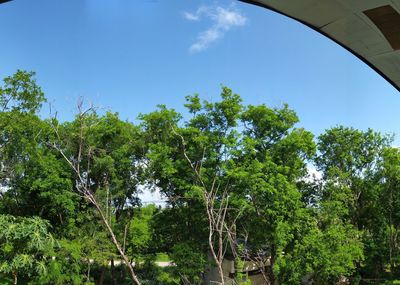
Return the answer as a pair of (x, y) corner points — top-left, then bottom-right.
(316, 127), (389, 227)
(231, 103), (316, 284)
(36, 238), (87, 285)
(127, 204), (157, 259)
(316, 126), (390, 280)
(141, 88), (244, 284)
(51, 104), (144, 285)
(0, 70), (45, 113)
(0, 71), (77, 236)
(0, 111), (77, 234)
(141, 88), (319, 284)
(377, 147), (400, 276)
(0, 215), (54, 285)
(2, 69), (399, 284)
(287, 205), (364, 284)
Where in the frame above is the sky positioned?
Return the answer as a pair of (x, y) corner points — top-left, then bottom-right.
(0, 0), (399, 201)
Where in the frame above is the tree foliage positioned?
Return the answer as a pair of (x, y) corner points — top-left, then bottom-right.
(0, 215), (54, 283)
(1, 70), (400, 284)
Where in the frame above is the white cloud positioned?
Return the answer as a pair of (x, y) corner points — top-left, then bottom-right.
(189, 27), (222, 53)
(213, 7), (247, 29)
(184, 5), (247, 53)
(183, 6), (208, 21)
(183, 11), (200, 21)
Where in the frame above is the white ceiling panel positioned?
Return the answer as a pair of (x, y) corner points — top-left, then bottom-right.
(321, 15), (392, 57)
(370, 52), (400, 82)
(337, 0), (392, 12)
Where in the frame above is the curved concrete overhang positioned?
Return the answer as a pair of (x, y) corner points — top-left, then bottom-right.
(240, 0), (400, 92)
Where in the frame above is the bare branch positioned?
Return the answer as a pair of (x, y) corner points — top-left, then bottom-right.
(49, 100), (142, 285)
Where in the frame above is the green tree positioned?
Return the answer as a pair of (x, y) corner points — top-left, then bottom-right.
(52, 107), (145, 285)
(35, 239), (87, 285)
(0, 71), (78, 236)
(316, 127), (389, 227)
(141, 88), (318, 284)
(0, 111), (77, 234)
(141, 87), (243, 284)
(128, 204), (157, 258)
(0, 215), (54, 284)
(231, 103), (316, 284)
(287, 205), (364, 284)
(377, 147), (400, 276)
(0, 70), (45, 113)
(316, 126), (390, 280)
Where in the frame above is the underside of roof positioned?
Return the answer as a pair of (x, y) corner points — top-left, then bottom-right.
(0, 0), (12, 3)
(240, 0), (400, 92)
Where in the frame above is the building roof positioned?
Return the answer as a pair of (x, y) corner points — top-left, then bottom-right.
(240, 0), (400, 92)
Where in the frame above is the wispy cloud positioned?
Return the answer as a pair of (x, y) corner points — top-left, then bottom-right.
(183, 5), (247, 53)
(183, 11), (200, 21)
(183, 6), (208, 22)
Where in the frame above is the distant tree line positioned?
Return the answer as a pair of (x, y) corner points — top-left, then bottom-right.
(1, 70), (400, 285)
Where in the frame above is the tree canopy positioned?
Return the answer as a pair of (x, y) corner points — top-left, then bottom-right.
(0, 70), (400, 284)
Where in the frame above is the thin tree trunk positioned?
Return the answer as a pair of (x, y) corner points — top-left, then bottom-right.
(99, 266), (105, 285)
(51, 104), (142, 285)
(123, 222), (128, 253)
(120, 264), (126, 283)
(205, 196), (225, 285)
(91, 198), (141, 285)
(111, 259), (116, 285)
(12, 270), (17, 285)
(86, 259), (91, 283)
(389, 186), (395, 274)
(173, 130), (234, 285)
(269, 245), (276, 285)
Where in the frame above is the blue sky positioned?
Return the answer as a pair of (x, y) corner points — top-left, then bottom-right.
(1, 0), (399, 142)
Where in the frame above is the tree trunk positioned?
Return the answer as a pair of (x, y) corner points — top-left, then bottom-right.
(91, 194), (142, 285)
(389, 188), (395, 274)
(268, 245), (276, 285)
(12, 270), (17, 285)
(99, 266), (105, 285)
(120, 264), (126, 283)
(52, 108), (142, 285)
(86, 259), (91, 283)
(111, 259), (117, 285)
